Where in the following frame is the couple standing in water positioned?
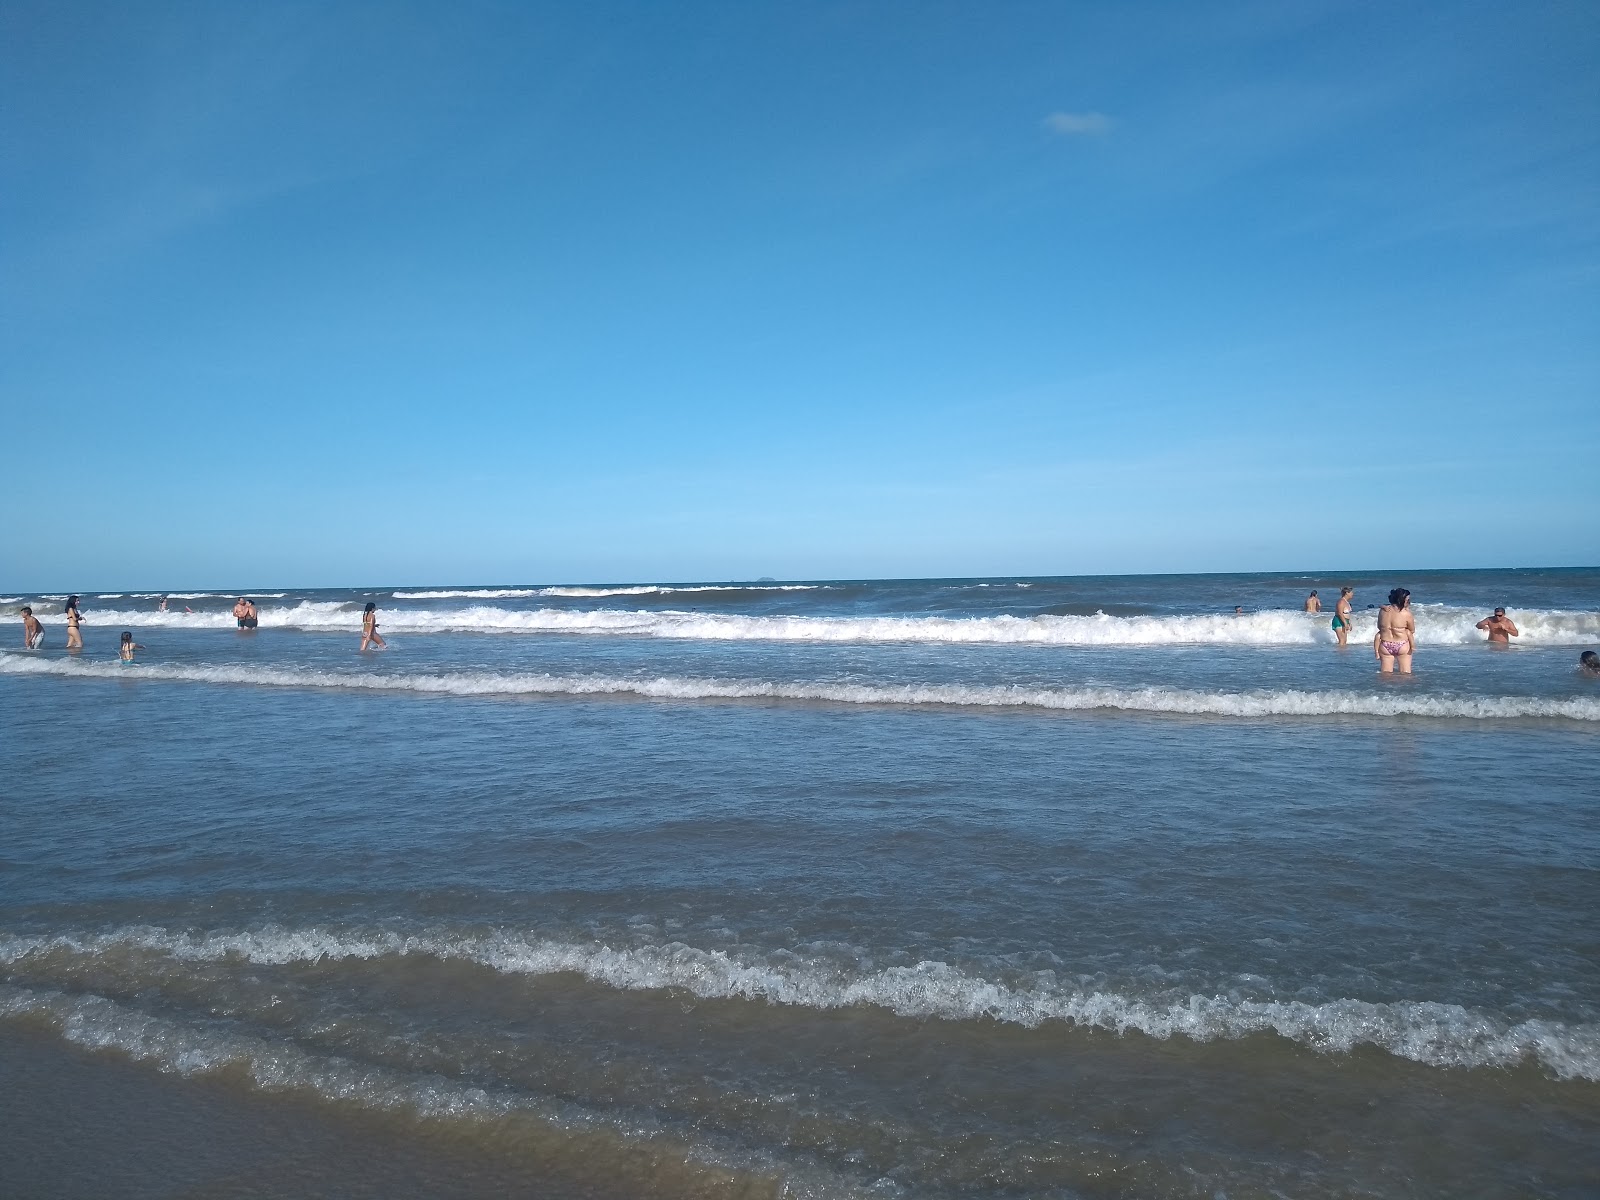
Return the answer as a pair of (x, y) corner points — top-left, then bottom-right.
(1308, 587), (1360, 648)
(28, 596), (86, 650)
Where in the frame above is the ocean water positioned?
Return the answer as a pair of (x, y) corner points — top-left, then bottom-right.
(2, 569), (1597, 1199)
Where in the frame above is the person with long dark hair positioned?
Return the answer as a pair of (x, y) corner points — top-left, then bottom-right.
(360, 602), (387, 651)
(64, 595), (83, 651)
(1375, 588), (1414, 674)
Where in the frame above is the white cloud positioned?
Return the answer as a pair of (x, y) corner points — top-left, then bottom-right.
(1044, 111), (1113, 136)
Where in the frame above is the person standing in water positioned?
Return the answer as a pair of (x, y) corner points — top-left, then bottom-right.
(1304, 590), (1321, 613)
(1475, 608), (1520, 644)
(64, 595), (83, 650)
(21, 606), (45, 648)
(1375, 588), (1415, 674)
(361, 602), (387, 651)
(1331, 587), (1355, 647)
(158, 595), (168, 612)
(119, 632), (144, 663)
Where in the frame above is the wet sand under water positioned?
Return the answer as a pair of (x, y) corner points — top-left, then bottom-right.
(0, 1028), (624, 1200)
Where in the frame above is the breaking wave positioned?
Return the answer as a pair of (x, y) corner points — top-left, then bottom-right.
(4, 926), (1594, 1079)
(392, 585), (822, 600)
(3, 653), (1595, 721)
(391, 589), (543, 599)
(16, 602), (1597, 645)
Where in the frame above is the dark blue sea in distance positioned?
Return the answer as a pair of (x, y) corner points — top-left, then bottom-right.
(3, 569), (1597, 1199)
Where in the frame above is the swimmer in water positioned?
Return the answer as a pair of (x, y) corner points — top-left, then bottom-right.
(119, 631), (144, 662)
(1375, 588), (1415, 674)
(1475, 607), (1519, 645)
(64, 595), (83, 650)
(361, 602), (387, 651)
(1580, 651), (1600, 677)
(21, 606), (44, 649)
(1330, 587), (1355, 648)
(1304, 590), (1321, 613)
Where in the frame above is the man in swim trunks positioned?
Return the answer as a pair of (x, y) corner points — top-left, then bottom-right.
(233, 598), (250, 628)
(1304, 590), (1321, 613)
(1330, 587), (1355, 648)
(21, 606), (44, 648)
(1375, 588), (1415, 674)
(1475, 608), (1519, 644)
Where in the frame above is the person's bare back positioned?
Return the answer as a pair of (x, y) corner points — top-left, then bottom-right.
(1375, 588), (1415, 674)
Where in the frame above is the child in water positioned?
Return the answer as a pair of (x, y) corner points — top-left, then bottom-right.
(119, 631), (144, 663)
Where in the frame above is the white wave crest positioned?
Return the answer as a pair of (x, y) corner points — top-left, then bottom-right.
(391, 589), (544, 599)
(3, 653), (1596, 721)
(537, 584), (823, 598)
(5, 927), (1593, 1079)
(31, 602), (1598, 646)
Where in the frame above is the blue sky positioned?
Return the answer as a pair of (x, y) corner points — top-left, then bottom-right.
(3, 1), (1596, 589)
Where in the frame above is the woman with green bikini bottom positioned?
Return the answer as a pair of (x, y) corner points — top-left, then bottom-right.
(1330, 586), (1355, 647)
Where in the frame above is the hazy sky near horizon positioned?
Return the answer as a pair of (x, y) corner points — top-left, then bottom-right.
(3, 1), (1597, 589)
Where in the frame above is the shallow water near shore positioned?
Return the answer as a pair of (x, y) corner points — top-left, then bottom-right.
(3, 569), (1598, 1197)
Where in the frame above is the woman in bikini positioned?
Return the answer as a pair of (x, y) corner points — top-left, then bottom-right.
(1331, 587), (1355, 648)
(1375, 588), (1415, 674)
(64, 595), (83, 651)
(361, 602), (387, 651)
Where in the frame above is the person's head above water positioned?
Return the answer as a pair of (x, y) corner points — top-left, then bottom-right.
(1309, 590), (1318, 598)
(1494, 607), (1506, 616)
(1341, 587), (1354, 597)
(1388, 588), (1411, 609)
(1581, 651), (1600, 671)
(120, 631), (133, 644)
(364, 602), (377, 614)
(20, 606), (31, 616)
(65, 595), (78, 610)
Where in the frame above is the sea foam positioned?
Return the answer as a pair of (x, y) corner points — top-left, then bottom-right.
(18, 602), (1598, 645)
(5, 926), (1594, 1080)
(3, 653), (1596, 721)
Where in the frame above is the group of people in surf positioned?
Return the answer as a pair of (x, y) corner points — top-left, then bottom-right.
(17, 592), (1600, 675)
(18, 596), (144, 662)
(17, 596), (388, 656)
(1297, 587), (1588, 676)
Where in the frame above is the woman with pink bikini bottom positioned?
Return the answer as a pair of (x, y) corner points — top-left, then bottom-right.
(1375, 588), (1415, 674)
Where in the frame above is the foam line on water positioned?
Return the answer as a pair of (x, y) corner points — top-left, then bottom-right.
(5, 927), (1595, 1080)
(0, 985), (877, 1200)
(393, 585), (823, 599)
(2, 652), (1596, 721)
(14, 602), (1598, 645)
